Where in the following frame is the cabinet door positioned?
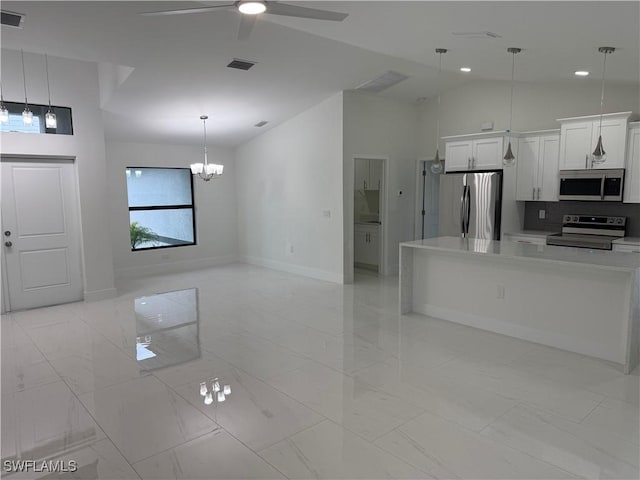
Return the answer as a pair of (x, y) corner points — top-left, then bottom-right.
(624, 126), (640, 203)
(516, 137), (539, 201)
(354, 228), (368, 264)
(445, 140), (473, 172)
(369, 160), (383, 190)
(473, 137), (503, 170)
(363, 230), (379, 266)
(590, 118), (627, 169)
(354, 159), (368, 190)
(560, 122), (592, 169)
(538, 135), (560, 201)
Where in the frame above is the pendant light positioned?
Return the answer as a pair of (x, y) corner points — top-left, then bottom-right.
(503, 47), (521, 166)
(0, 82), (8, 124)
(20, 49), (33, 126)
(190, 115), (224, 181)
(44, 54), (57, 129)
(430, 48), (447, 174)
(592, 47), (615, 163)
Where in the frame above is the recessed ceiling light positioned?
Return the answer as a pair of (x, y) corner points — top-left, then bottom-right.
(460, 67), (471, 73)
(574, 71), (590, 76)
(238, 1), (266, 15)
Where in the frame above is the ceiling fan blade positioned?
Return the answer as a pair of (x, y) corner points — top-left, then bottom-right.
(139, 5), (234, 16)
(266, 2), (348, 21)
(238, 14), (257, 40)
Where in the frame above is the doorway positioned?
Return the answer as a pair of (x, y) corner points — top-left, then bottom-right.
(1, 159), (83, 312)
(353, 157), (385, 275)
(414, 159), (441, 240)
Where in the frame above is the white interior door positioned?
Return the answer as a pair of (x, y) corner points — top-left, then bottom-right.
(1, 161), (83, 311)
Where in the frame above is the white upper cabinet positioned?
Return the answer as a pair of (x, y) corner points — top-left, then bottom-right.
(369, 160), (383, 191)
(354, 159), (383, 190)
(558, 112), (632, 170)
(443, 133), (509, 172)
(516, 132), (560, 201)
(624, 122), (640, 203)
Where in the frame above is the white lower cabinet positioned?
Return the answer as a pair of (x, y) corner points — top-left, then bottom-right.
(516, 131), (560, 201)
(502, 233), (547, 246)
(354, 224), (379, 268)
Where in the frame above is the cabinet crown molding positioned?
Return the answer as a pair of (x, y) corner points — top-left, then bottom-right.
(441, 130), (518, 140)
(556, 111), (634, 123)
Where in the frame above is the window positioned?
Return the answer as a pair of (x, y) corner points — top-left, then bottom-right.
(126, 167), (196, 251)
(0, 101), (73, 135)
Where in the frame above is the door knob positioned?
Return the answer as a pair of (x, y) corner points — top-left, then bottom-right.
(4, 241), (12, 247)
(4, 231), (10, 237)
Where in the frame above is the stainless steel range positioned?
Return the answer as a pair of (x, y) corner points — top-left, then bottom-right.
(546, 215), (626, 250)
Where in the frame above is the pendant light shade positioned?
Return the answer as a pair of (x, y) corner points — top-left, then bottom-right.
(592, 47), (615, 163)
(20, 49), (33, 126)
(191, 115), (224, 181)
(44, 54), (57, 129)
(0, 82), (8, 124)
(503, 47), (521, 166)
(431, 48), (447, 175)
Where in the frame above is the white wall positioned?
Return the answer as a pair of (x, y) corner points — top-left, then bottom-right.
(234, 93), (344, 283)
(343, 91), (419, 282)
(0, 50), (116, 301)
(106, 141), (237, 277)
(418, 79), (640, 157)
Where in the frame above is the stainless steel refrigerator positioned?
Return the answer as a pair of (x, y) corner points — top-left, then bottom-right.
(438, 171), (502, 240)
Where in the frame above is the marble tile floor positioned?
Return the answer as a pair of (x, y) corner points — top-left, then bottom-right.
(1, 263), (638, 479)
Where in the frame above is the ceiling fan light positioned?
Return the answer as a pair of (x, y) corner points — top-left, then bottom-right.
(238, 1), (266, 15)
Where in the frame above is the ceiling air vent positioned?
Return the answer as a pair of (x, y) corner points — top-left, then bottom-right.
(452, 31), (501, 39)
(227, 58), (256, 71)
(254, 121), (268, 127)
(356, 71), (409, 93)
(1, 10), (25, 28)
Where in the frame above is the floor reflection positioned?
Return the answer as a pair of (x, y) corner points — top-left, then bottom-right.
(135, 288), (201, 371)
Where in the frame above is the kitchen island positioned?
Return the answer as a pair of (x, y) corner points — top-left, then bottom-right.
(400, 237), (640, 373)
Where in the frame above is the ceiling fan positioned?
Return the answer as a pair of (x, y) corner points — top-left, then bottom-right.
(140, 1), (349, 40)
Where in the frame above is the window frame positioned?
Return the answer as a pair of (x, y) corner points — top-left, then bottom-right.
(126, 166), (197, 252)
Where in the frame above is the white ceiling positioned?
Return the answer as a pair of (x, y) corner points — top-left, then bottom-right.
(2, 1), (638, 147)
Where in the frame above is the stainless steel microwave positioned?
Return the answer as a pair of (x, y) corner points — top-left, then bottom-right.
(558, 169), (624, 201)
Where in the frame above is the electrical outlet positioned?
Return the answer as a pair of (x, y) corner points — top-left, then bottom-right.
(497, 284), (505, 299)
(538, 209), (546, 220)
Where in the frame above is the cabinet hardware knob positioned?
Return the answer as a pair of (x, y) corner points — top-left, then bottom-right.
(4, 241), (12, 247)
(3, 231), (10, 237)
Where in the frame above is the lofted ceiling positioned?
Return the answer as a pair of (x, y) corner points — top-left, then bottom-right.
(1, 1), (638, 147)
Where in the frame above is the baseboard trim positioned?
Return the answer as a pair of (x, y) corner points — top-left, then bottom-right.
(114, 255), (238, 279)
(416, 303), (625, 366)
(241, 255), (343, 284)
(83, 287), (117, 302)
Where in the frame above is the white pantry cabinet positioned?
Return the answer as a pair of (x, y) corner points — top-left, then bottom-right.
(354, 159), (383, 190)
(443, 132), (511, 172)
(516, 131), (560, 201)
(558, 112), (632, 170)
(624, 122), (640, 203)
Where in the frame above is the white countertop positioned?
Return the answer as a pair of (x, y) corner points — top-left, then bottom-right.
(504, 230), (554, 239)
(613, 237), (640, 246)
(401, 236), (640, 272)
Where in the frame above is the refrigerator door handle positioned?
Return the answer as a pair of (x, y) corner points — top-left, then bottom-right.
(460, 185), (468, 237)
(465, 184), (471, 236)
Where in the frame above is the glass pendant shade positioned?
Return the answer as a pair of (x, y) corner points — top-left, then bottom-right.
(45, 110), (57, 129)
(503, 141), (515, 165)
(592, 135), (606, 161)
(223, 384), (231, 395)
(199, 382), (207, 397)
(22, 107), (33, 125)
(190, 163), (204, 175)
(430, 149), (443, 174)
(204, 392), (213, 405)
(0, 104), (8, 124)
(217, 391), (226, 402)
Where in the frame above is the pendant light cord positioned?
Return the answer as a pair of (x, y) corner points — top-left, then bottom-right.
(597, 50), (608, 136)
(45, 54), (52, 108)
(436, 52), (442, 147)
(508, 50), (516, 137)
(21, 49), (28, 107)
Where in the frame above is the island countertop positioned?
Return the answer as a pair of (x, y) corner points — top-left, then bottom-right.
(401, 236), (640, 272)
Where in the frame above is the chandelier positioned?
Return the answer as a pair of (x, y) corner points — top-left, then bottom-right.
(200, 377), (231, 405)
(191, 115), (224, 181)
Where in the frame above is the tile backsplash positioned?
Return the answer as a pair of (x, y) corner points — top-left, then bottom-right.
(524, 201), (640, 236)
